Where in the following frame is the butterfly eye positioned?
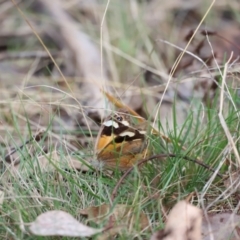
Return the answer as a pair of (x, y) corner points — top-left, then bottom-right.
(116, 116), (123, 121)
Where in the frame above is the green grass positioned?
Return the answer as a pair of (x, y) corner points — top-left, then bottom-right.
(1, 0), (240, 239)
(1, 85), (239, 239)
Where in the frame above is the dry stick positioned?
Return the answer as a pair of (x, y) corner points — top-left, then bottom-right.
(218, 52), (240, 165)
(107, 152), (224, 233)
(200, 30), (240, 52)
(0, 51), (59, 61)
(100, 0), (110, 88)
(111, 153), (224, 201)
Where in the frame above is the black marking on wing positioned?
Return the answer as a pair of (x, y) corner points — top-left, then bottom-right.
(114, 130), (145, 143)
(101, 123), (129, 136)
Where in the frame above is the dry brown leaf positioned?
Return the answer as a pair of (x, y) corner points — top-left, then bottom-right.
(202, 212), (240, 240)
(81, 204), (149, 231)
(151, 200), (202, 240)
(29, 210), (102, 237)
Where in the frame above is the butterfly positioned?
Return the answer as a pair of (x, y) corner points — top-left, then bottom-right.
(94, 108), (150, 170)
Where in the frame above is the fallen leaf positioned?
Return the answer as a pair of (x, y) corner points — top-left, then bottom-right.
(202, 212), (240, 240)
(151, 200), (202, 240)
(29, 210), (102, 237)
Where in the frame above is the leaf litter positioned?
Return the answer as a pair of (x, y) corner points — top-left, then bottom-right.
(29, 210), (103, 237)
(0, 0), (240, 239)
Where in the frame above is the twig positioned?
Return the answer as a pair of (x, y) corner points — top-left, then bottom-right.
(111, 153), (224, 201)
(218, 52), (240, 165)
(0, 51), (59, 61)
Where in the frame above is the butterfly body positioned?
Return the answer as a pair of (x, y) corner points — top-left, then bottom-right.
(95, 109), (149, 170)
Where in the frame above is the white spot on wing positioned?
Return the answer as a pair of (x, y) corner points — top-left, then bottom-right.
(119, 131), (135, 137)
(121, 120), (129, 126)
(103, 120), (119, 128)
(139, 130), (146, 134)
